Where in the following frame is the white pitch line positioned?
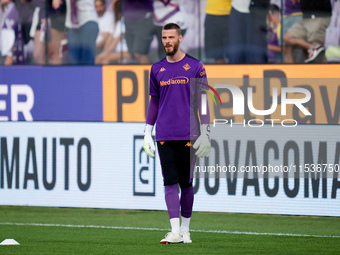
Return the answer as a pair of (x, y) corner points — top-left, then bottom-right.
(0, 222), (339, 239)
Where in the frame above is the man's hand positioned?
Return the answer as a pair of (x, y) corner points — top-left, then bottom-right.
(143, 124), (155, 158)
(193, 124), (211, 157)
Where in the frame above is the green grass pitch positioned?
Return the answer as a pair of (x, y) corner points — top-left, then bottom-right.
(0, 206), (339, 254)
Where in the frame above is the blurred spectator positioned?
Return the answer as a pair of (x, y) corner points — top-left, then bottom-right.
(31, 0), (45, 65)
(177, 0), (202, 59)
(122, 0), (154, 64)
(267, 4), (281, 63)
(47, 0), (66, 64)
(31, 0), (67, 65)
(283, 0), (332, 63)
(0, 0), (15, 65)
(228, 0), (269, 64)
(325, 0), (340, 62)
(0, 0), (44, 65)
(204, 0), (231, 64)
(282, 0), (303, 63)
(2, 0), (67, 65)
(53, 0), (99, 65)
(95, 0), (113, 54)
(95, 0), (130, 64)
(153, 0), (188, 61)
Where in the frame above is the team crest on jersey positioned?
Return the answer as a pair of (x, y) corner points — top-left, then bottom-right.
(159, 67), (166, 72)
(183, 63), (191, 71)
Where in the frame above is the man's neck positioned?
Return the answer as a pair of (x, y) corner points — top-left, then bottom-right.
(166, 50), (186, 63)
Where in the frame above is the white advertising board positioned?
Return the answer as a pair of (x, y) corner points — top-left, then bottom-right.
(0, 122), (339, 216)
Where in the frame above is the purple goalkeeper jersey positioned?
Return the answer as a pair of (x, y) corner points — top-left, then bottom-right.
(149, 54), (207, 141)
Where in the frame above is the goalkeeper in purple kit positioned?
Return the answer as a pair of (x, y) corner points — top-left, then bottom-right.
(143, 23), (211, 244)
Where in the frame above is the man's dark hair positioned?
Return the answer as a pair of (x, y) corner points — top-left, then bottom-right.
(269, 4), (280, 14)
(162, 23), (181, 35)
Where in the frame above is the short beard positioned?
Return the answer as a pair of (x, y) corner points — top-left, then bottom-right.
(164, 42), (179, 57)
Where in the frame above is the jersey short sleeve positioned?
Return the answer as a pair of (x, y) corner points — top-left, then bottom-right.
(149, 65), (160, 97)
(196, 62), (208, 93)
